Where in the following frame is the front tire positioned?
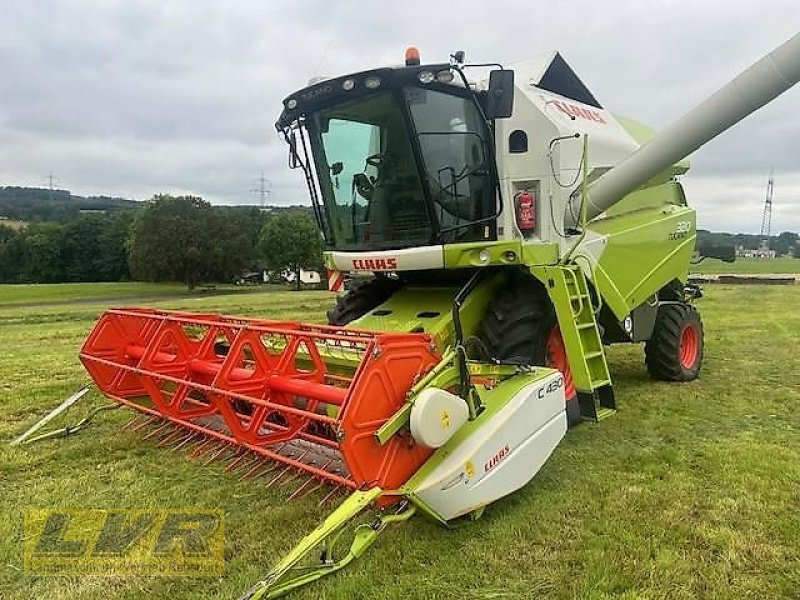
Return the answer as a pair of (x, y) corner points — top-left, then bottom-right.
(326, 277), (402, 326)
(478, 278), (581, 426)
(645, 303), (704, 381)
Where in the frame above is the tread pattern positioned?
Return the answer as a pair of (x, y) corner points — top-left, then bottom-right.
(326, 278), (403, 326)
(479, 281), (552, 365)
(645, 303), (704, 381)
(478, 277), (581, 426)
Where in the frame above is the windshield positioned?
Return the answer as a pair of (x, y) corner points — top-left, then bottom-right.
(306, 86), (495, 251)
(310, 92), (432, 250)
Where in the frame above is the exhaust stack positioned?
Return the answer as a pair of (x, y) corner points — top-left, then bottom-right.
(567, 32), (800, 227)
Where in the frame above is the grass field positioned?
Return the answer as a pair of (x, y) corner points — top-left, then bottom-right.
(690, 256), (800, 274)
(0, 282), (192, 305)
(0, 281), (282, 306)
(1, 283), (798, 599)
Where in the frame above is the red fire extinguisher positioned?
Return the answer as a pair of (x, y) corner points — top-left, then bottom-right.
(514, 190), (536, 236)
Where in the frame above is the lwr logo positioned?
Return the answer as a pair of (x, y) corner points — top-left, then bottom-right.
(23, 509), (224, 575)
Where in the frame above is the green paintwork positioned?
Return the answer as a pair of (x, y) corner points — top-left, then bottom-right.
(585, 196), (695, 319)
(243, 487), (415, 599)
(528, 264), (611, 396)
(351, 275), (505, 351)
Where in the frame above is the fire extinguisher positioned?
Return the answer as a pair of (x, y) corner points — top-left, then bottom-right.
(514, 190), (536, 236)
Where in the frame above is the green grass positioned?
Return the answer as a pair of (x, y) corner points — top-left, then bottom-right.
(691, 256), (799, 275)
(0, 281), (283, 306)
(0, 282), (192, 305)
(1, 285), (799, 599)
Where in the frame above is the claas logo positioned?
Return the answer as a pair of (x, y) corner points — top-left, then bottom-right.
(351, 258), (398, 271)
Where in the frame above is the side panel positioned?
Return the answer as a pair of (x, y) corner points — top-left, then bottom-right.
(578, 184), (696, 319)
(406, 370), (566, 522)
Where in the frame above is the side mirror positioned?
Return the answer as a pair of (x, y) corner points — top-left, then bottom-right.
(486, 69), (514, 119)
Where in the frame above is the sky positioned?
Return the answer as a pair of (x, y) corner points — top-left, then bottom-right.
(1, 1), (799, 233)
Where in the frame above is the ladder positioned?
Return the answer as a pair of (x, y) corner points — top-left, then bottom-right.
(532, 264), (616, 421)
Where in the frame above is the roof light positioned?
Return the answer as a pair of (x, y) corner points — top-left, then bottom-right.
(418, 71), (434, 84)
(342, 78), (355, 91)
(364, 77), (381, 89)
(286, 98), (297, 109)
(405, 46), (420, 66)
(436, 69), (454, 83)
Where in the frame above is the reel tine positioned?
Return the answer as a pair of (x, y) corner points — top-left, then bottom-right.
(203, 442), (231, 466)
(122, 414), (143, 431)
(223, 450), (250, 473)
(318, 486), (342, 507)
(172, 432), (200, 451)
(279, 468), (306, 488)
(158, 428), (185, 447)
(288, 475), (318, 500)
(189, 437), (216, 459)
(265, 464), (293, 489)
(130, 415), (158, 433)
(240, 458), (270, 480)
(141, 421), (172, 441)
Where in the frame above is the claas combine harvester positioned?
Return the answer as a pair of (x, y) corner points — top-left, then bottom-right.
(78, 33), (800, 597)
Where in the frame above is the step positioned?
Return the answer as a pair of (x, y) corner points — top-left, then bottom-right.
(596, 407), (616, 420)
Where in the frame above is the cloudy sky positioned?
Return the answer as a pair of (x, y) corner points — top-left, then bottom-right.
(1, 1), (799, 233)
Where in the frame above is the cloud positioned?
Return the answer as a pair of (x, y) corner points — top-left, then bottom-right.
(1, 0), (799, 232)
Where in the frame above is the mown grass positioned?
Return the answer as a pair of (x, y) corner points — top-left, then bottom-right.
(691, 256), (799, 274)
(0, 282), (190, 305)
(0, 284), (798, 599)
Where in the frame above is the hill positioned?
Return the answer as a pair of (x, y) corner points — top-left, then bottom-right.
(0, 186), (141, 223)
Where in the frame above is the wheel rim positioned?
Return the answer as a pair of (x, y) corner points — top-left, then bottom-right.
(679, 324), (700, 369)
(546, 327), (577, 400)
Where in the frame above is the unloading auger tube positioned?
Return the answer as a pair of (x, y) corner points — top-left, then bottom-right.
(566, 31), (800, 227)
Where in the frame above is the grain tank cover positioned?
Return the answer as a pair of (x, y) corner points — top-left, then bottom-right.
(516, 51), (602, 109)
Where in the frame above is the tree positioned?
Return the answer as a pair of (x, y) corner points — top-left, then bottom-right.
(128, 195), (220, 290)
(771, 231), (798, 256)
(259, 211), (322, 290)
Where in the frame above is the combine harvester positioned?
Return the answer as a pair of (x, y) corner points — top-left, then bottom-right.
(80, 33), (800, 597)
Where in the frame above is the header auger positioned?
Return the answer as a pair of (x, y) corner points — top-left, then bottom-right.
(78, 32), (800, 598)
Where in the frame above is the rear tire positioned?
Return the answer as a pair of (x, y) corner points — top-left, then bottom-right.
(645, 303), (704, 381)
(326, 277), (402, 326)
(478, 278), (581, 426)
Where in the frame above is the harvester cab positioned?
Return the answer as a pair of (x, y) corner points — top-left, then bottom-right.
(76, 34), (800, 598)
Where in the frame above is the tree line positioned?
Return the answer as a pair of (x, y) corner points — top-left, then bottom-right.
(697, 229), (799, 257)
(0, 194), (322, 288)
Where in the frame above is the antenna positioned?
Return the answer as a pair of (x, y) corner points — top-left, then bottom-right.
(250, 171), (271, 208)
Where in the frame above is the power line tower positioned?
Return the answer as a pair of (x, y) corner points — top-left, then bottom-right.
(46, 171), (58, 202)
(759, 168), (774, 253)
(250, 171), (271, 208)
